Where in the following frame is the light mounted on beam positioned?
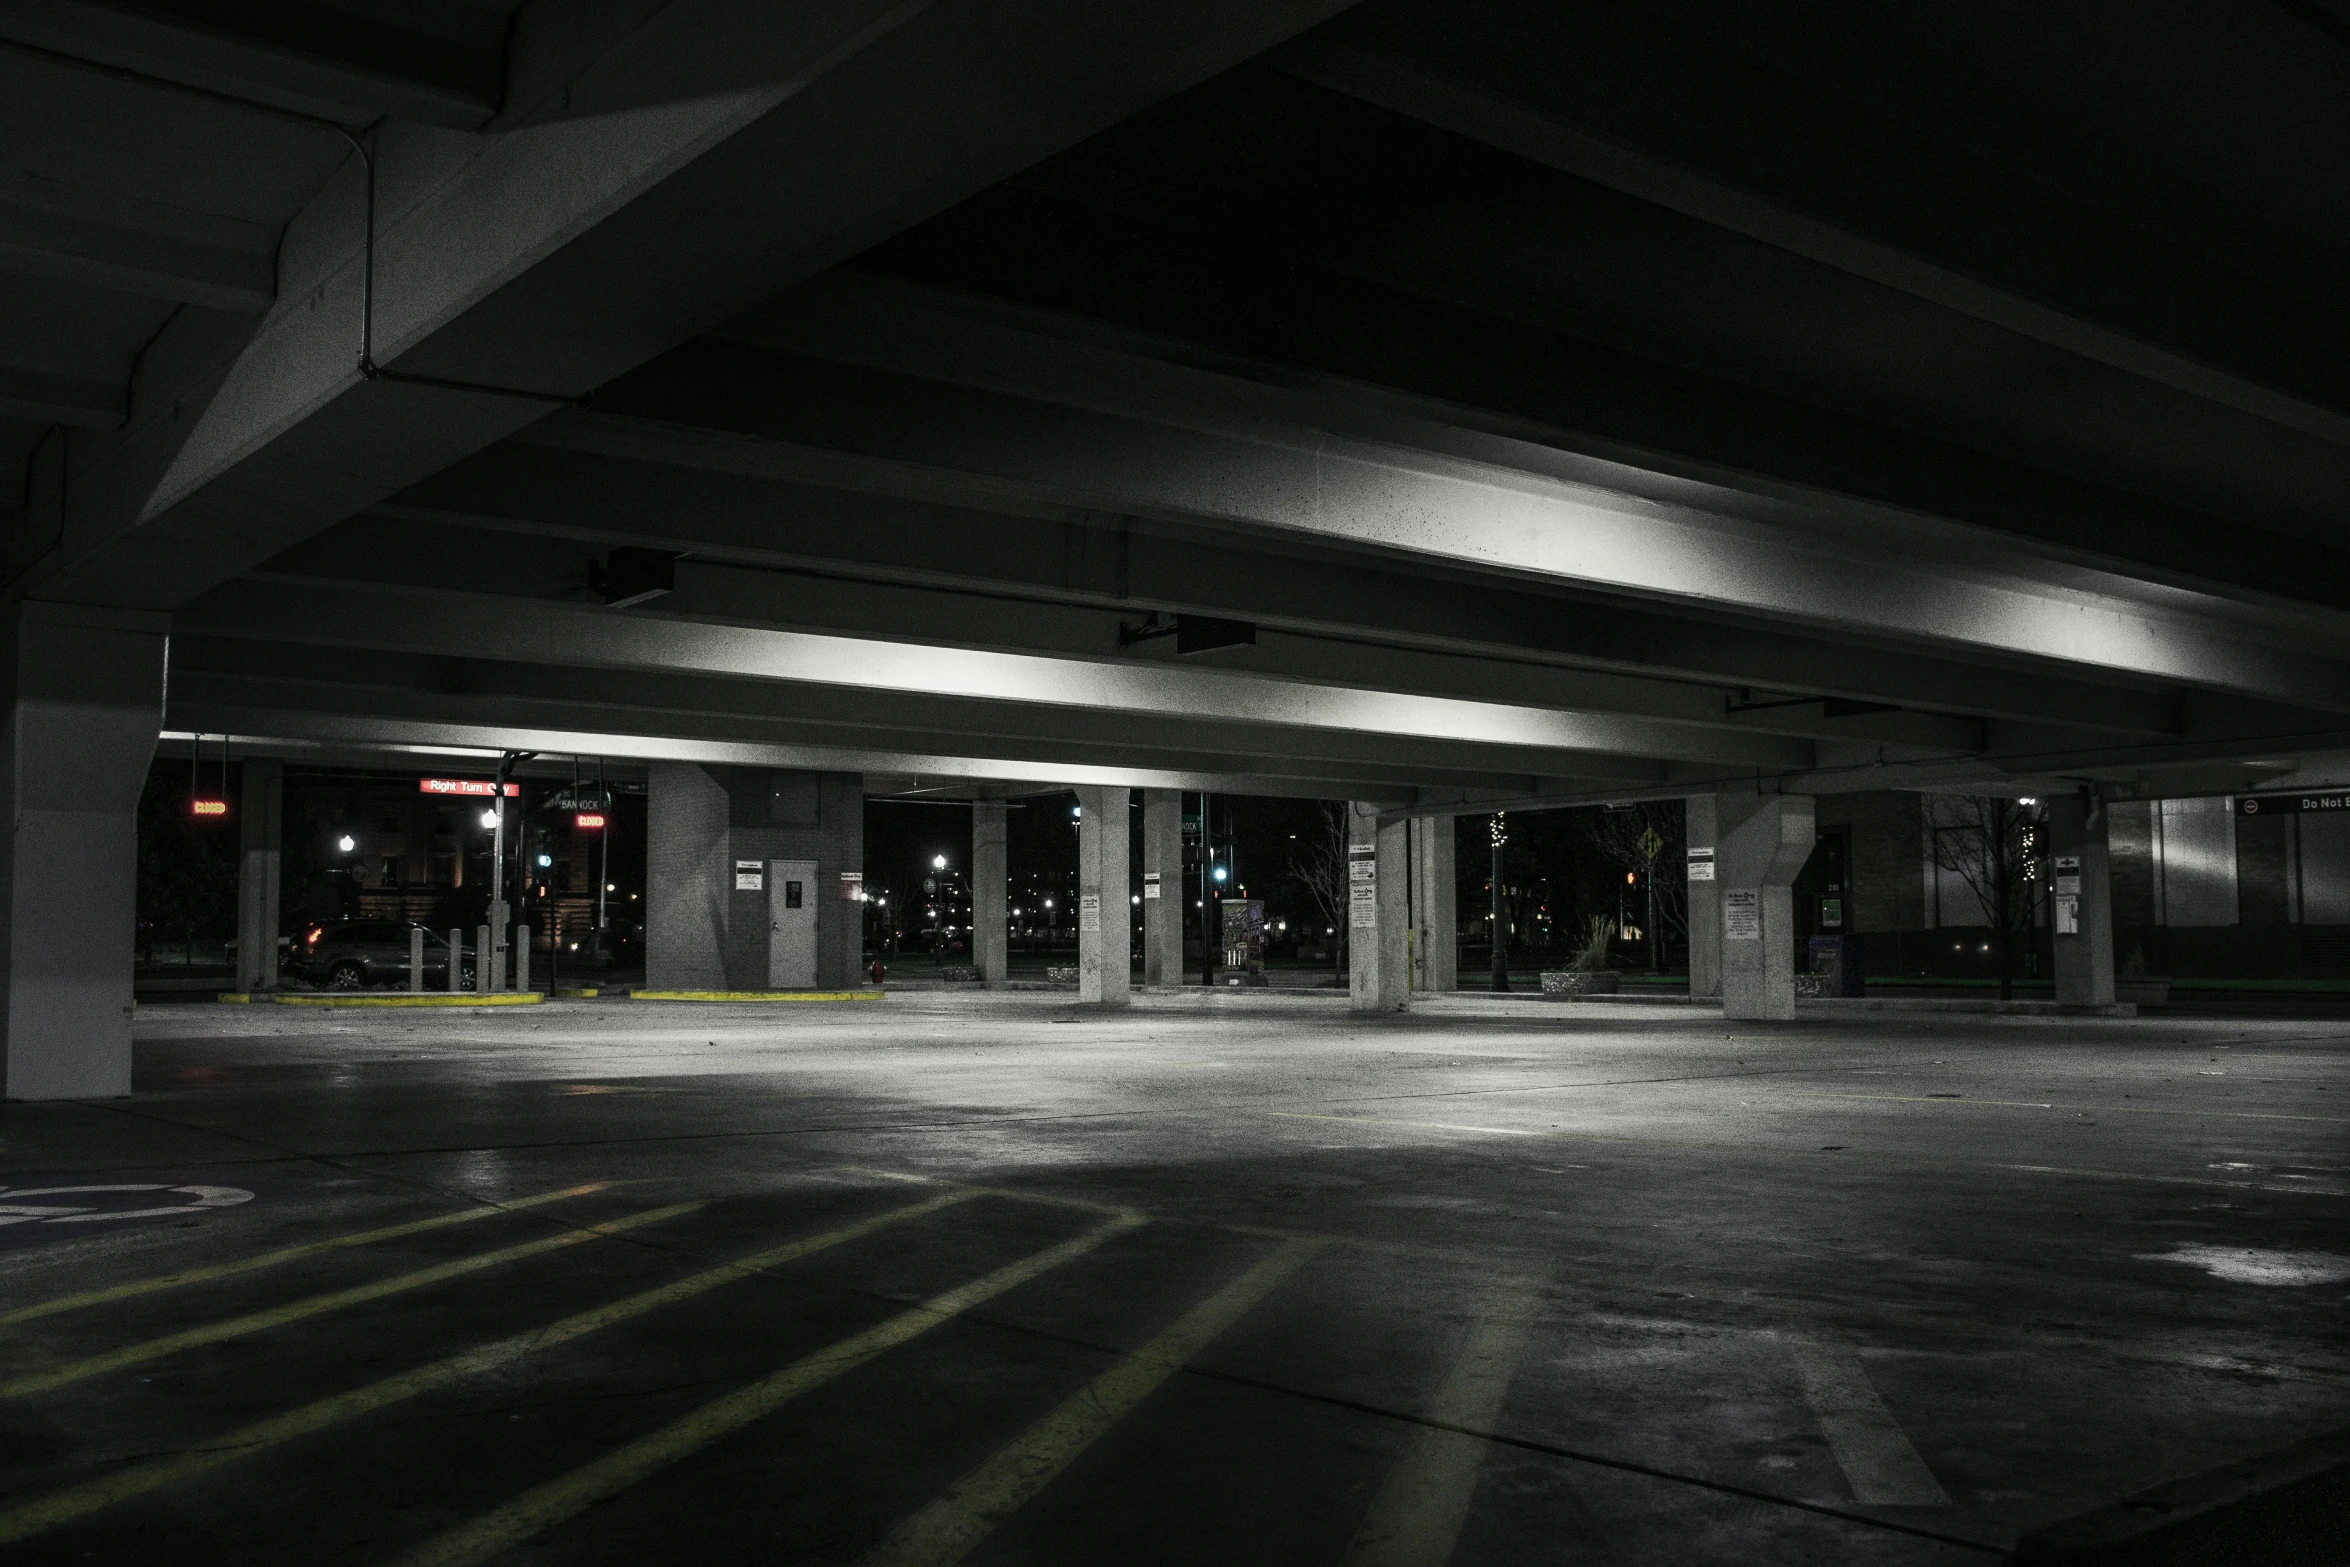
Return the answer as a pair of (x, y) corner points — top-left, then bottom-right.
(1117, 613), (1256, 656)
(589, 547), (682, 609)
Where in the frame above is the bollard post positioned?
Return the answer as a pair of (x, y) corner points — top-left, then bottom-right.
(448, 929), (464, 993)
(409, 926), (424, 993)
(478, 924), (495, 992)
(516, 926), (531, 994)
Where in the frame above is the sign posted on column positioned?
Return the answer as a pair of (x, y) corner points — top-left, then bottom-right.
(1348, 845), (1377, 928)
(1724, 888), (1761, 940)
(1080, 894), (1101, 933)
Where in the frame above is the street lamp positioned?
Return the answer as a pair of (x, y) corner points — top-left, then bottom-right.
(336, 834), (356, 854)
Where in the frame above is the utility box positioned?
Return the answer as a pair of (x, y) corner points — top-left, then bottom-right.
(1220, 899), (1267, 985)
(1807, 934), (1865, 997)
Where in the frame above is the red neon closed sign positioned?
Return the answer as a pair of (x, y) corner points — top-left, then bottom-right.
(575, 812), (607, 830)
(419, 779), (520, 797)
(190, 799), (228, 818)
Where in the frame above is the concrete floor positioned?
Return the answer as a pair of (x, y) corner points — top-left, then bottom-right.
(2, 995), (2343, 1565)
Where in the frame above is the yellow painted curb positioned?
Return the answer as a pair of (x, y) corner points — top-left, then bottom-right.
(629, 990), (885, 1003)
(216, 992), (252, 1004)
(554, 987), (601, 998)
(273, 992), (546, 1008)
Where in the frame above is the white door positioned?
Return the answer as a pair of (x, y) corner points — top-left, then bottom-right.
(768, 859), (818, 989)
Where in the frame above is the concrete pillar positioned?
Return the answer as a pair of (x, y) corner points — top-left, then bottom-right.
(1348, 802), (1409, 1012)
(1715, 792), (1816, 1021)
(1686, 795), (1722, 1000)
(0, 605), (167, 1100)
(235, 757), (283, 992)
(1409, 815), (1457, 992)
(2049, 793), (2116, 1007)
(1075, 784), (1131, 1005)
(1141, 789), (1184, 985)
(972, 801), (1008, 983)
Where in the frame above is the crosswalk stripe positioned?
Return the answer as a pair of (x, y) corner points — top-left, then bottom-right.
(0, 1182), (616, 1328)
(390, 1211), (1150, 1567)
(1343, 1280), (1543, 1566)
(861, 1235), (1325, 1567)
(0, 1202), (701, 1399)
(0, 1190), (976, 1547)
(1786, 1339), (1951, 1508)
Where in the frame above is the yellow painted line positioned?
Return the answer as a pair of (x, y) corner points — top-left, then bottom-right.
(0, 1202), (699, 1399)
(270, 1000), (540, 1010)
(1346, 1278), (1543, 1566)
(0, 1192), (975, 1548)
(394, 1211), (1148, 1567)
(1798, 1092), (2349, 1125)
(862, 1235), (1324, 1567)
(0, 1182), (615, 1329)
(629, 989), (884, 1002)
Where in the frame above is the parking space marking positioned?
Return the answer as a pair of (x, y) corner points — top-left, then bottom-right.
(1785, 1341), (1950, 1508)
(1344, 1280), (1544, 1567)
(0, 1202), (700, 1399)
(861, 1235), (1327, 1567)
(391, 1211), (1150, 1567)
(0, 1192), (976, 1547)
(0, 1181), (614, 1328)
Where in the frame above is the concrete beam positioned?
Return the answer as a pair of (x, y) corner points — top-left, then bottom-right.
(32, 0), (1357, 612)
(175, 579), (1772, 774)
(379, 442), (2185, 738)
(1281, 12), (2350, 450)
(0, 189), (275, 310)
(580, 344), (2350, 711)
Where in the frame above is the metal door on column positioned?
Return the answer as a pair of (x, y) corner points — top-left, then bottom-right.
(768, 859), (817, 989)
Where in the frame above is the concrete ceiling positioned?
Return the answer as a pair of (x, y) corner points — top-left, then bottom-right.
(8, 0), (2350, 809)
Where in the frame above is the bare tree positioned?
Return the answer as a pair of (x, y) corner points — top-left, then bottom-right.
(1288, 802), (1351, 972)
(1583, 801), (1686, 971)
(1927, 795), (2047, 1000)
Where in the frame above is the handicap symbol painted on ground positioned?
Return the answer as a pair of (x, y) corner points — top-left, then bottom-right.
(0, 1184), (254, 1230)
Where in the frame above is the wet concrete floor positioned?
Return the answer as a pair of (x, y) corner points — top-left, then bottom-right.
(1, 993), (2343, 1564)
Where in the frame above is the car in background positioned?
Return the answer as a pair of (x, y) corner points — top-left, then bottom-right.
(286, 921), (472, 990)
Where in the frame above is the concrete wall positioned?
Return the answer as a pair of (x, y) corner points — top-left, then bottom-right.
(648, 764), (861, 990)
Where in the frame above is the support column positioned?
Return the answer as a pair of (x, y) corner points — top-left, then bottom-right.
(1348, 802), (1408, 1012)
(1409, 815), (1456, 992)
(236, 758), (283, 993)
(2049, 792), (2116, 1007)
(0, 605), (167, 1100)
(1715, 792), (1816, 1021)
(1141, 789), (1183, 986)
(1075, 784), (1131, 1005)
(972, 801), (1007, 984)
(1686, 795), (1721, 1001)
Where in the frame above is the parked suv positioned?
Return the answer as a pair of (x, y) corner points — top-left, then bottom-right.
(286, 921), (472, 990)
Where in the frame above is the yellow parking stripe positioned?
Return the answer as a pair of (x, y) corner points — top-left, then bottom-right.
(0, 1182), (615, 1329)
(0, 1191), (975, 1547)
(1343, 1280), (1543, 1567)
(0, 1202), (700, 1399)
(392, 1211), (1149, 1567)
(862, 1235), (1324, 1567)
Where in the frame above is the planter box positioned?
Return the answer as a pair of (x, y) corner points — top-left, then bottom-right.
(1793, 972), (1830, 998)
(938, 965), (980, 984)
(2115, 978), (2172, 1006)
(1044, 966), (1079, 986)
(1540, 970), (1619, 998)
